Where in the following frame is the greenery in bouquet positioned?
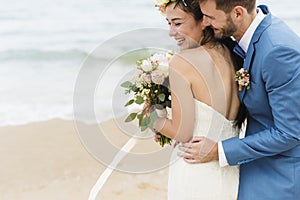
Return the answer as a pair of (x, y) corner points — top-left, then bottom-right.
(121, 51), (174, 147)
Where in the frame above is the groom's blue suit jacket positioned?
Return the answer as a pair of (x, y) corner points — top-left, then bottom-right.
(222, 5), (300, 199)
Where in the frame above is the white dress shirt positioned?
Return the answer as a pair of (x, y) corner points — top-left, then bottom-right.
(218, 8), (266, 167)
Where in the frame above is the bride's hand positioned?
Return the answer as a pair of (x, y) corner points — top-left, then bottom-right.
(177, 136), (218, 164)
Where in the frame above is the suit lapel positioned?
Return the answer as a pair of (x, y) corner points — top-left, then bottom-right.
(239, 41), (255, 100)
(239, 5), (272, 101)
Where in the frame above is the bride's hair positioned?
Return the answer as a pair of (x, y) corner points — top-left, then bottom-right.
(167, 0), (203, 21)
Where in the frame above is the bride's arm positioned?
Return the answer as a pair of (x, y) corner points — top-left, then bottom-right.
(153, 55), (195, 142)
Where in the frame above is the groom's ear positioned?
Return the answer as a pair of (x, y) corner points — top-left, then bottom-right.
(231, 6), (246, 21)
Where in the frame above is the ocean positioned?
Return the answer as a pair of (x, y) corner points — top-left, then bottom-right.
(1, 0), (299, 126)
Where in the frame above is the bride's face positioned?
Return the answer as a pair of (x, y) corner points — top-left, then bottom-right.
(166, 3), (203, 49)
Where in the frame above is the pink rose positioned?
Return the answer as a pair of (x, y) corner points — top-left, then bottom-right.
(151, 69), (165, 85)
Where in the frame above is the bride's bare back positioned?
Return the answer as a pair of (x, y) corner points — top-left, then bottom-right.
(156, 43), (240, 142)
(170, 44), (239, 121)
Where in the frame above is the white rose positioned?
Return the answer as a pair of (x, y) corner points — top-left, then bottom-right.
(141, 59), (153, 72)
(150, 53), (168, 64)
(157, 64), (169, 77)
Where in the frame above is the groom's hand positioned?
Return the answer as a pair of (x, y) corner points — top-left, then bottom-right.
(178, 136), (218, 164)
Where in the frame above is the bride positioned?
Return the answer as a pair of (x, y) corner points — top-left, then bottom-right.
(153, 0), (241, 199)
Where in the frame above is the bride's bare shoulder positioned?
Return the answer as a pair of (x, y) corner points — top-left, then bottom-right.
(168, 53), (188, 73)
(169, 46), (212, 71)
(177, 46), (207, 57)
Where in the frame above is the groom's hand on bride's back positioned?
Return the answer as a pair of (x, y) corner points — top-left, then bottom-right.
(177, 136), (218, 164)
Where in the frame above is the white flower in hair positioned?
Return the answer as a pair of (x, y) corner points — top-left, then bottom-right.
(154, 0), (169, 6)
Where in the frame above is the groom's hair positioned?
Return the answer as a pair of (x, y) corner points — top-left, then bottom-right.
(200, 0), (256, 13)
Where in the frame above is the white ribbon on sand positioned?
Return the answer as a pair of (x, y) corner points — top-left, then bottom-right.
(88, 137), (137, 200)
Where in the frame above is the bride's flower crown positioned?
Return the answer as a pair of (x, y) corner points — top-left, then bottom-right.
(155, 0), (187, 14)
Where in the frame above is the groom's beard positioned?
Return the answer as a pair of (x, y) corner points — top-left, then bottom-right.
(214, 16), (237, 39)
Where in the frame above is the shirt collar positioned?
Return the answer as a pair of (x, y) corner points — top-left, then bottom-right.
(238, 8), (266, 53)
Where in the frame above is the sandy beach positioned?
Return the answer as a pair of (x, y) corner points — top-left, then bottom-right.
(0, 119), (169, 200)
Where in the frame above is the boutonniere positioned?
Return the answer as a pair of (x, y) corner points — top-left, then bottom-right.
(235, 68), (250, 91)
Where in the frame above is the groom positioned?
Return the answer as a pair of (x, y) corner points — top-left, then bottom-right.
(180, 0), (300, 199)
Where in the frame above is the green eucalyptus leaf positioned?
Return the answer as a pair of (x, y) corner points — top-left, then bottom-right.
(121, 81), (132, 88)
(125, 99), (134, 107)
(124, 113), (137, 122)
(141, 116), (151, 127)
(149, 111), (158, 128)
(132, 85), (138, 92)
(135, 96), (145, 105)
(140, 115), (150, 132)
(158, 93), (166, 102)
(137, 111), (146, 126)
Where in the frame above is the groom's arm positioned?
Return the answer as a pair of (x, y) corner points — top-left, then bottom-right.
(223, 46), (300, 166)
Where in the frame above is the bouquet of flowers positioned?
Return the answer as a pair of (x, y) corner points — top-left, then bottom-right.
(121, 51), (174, 147)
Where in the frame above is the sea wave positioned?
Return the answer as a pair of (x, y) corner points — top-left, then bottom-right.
(0, 49), (89, 61)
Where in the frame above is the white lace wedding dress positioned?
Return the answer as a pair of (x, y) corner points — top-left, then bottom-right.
(168, 99), (239, 200)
